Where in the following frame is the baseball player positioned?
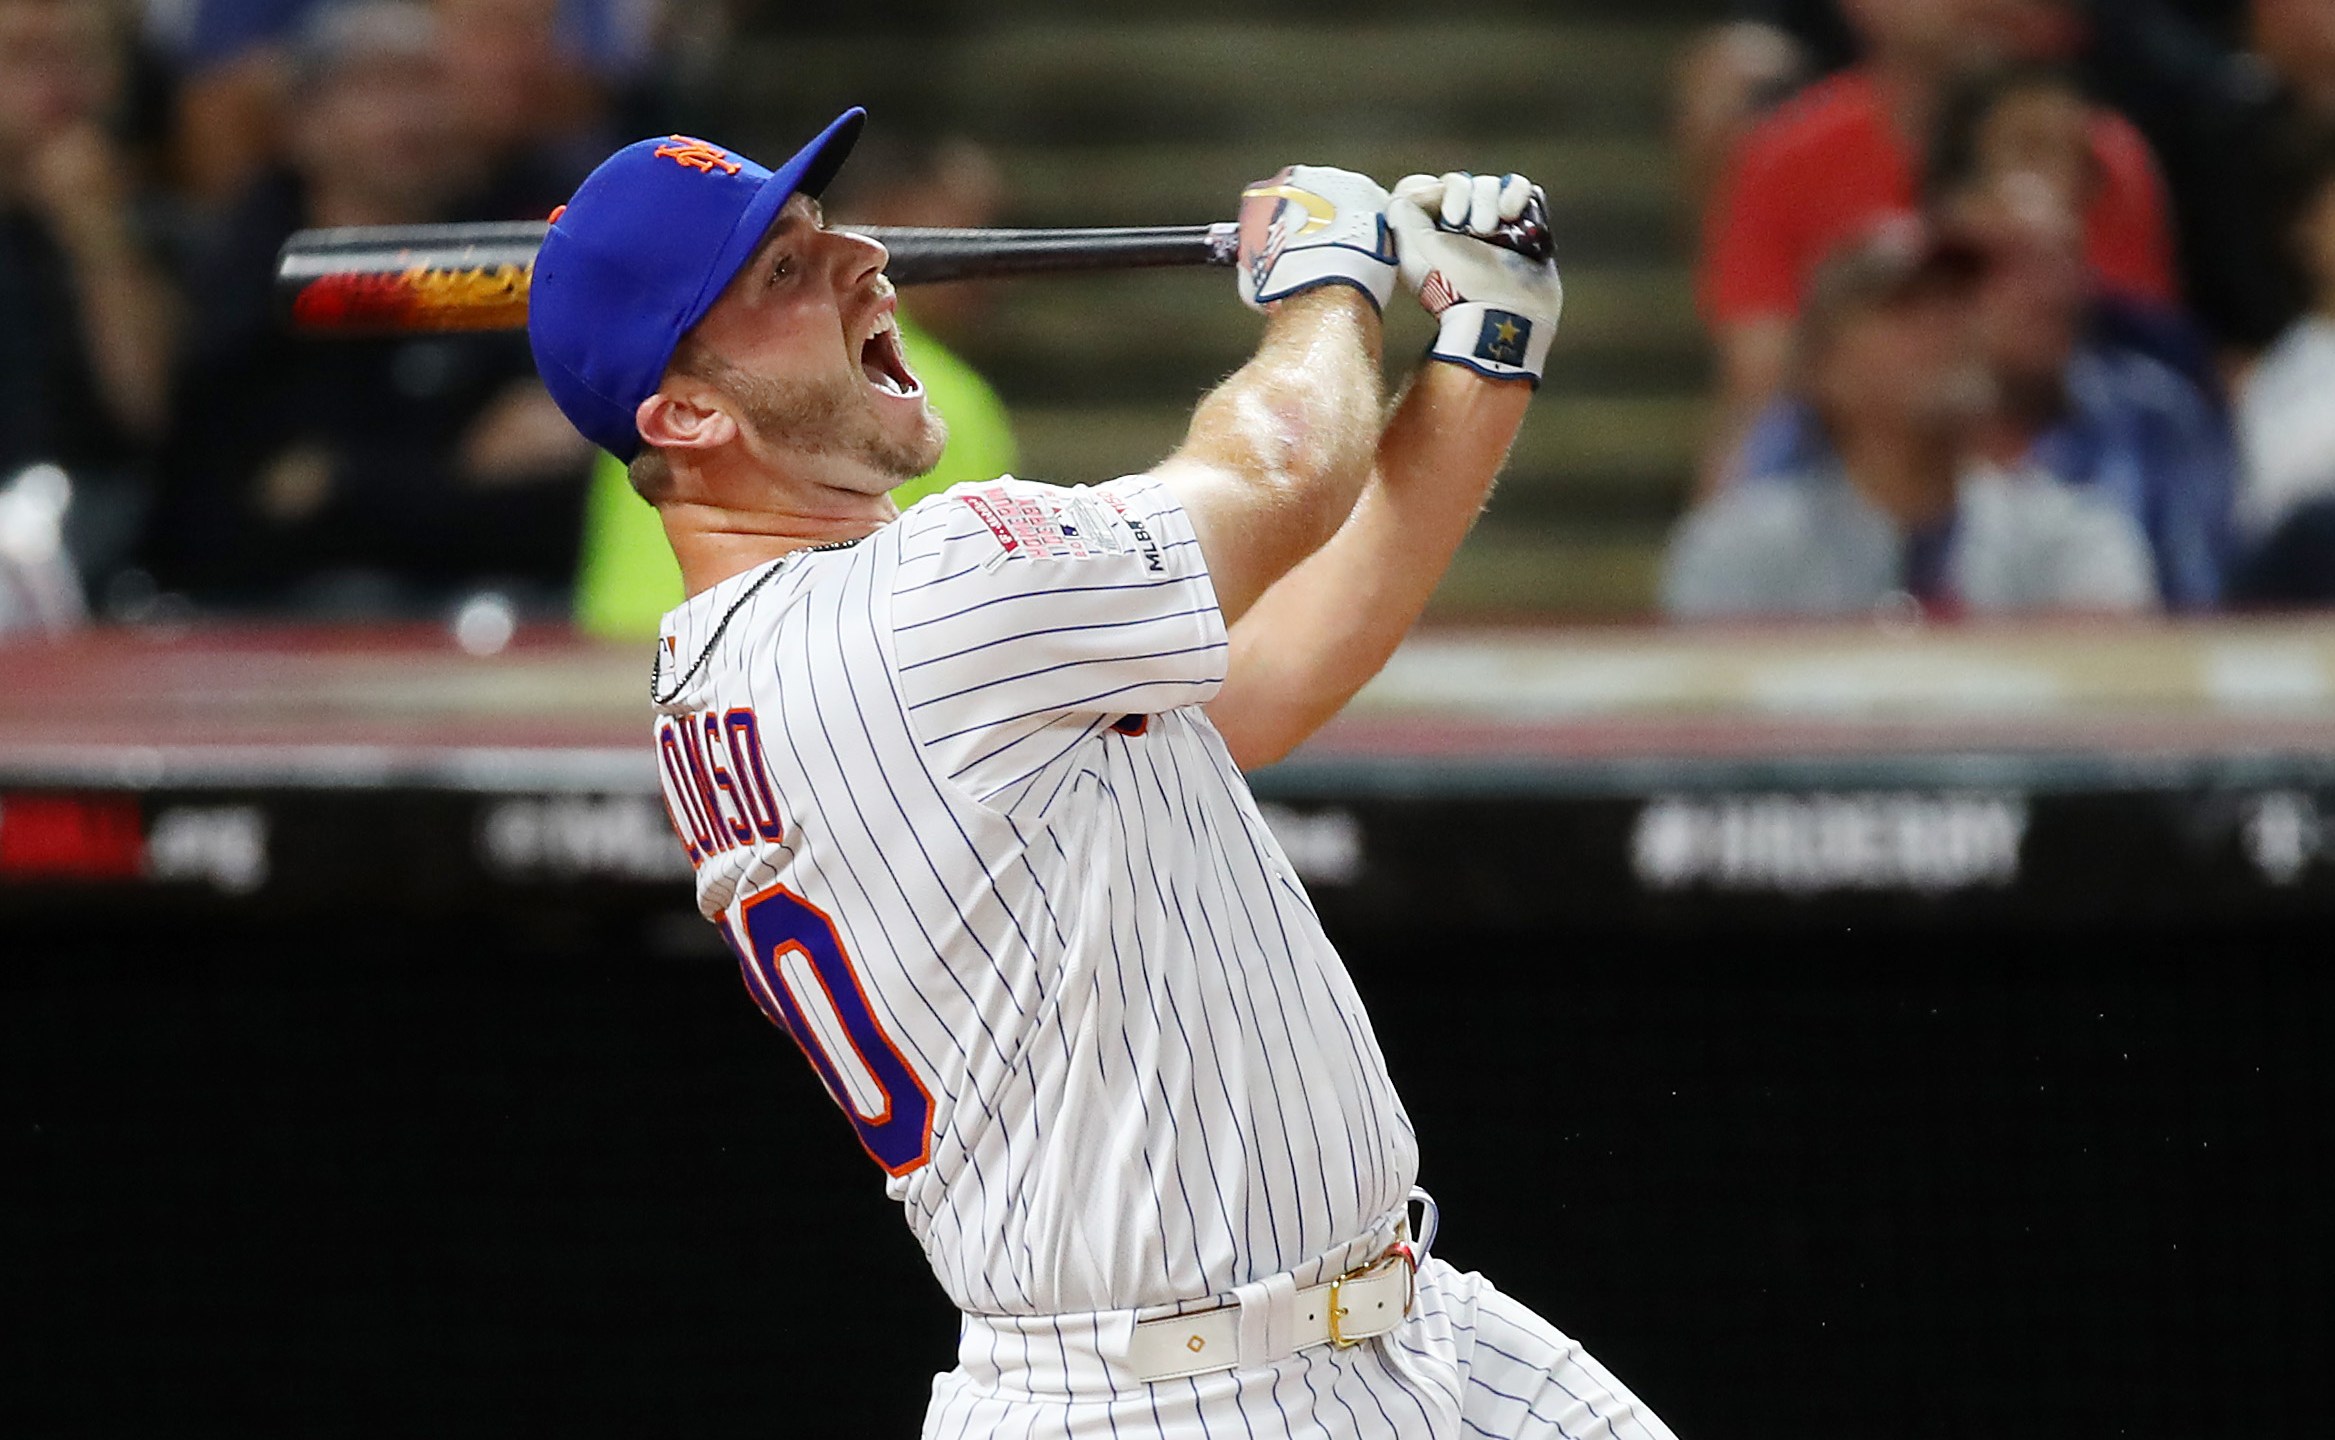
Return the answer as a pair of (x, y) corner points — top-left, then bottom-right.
(527, 108), (1678, 1438)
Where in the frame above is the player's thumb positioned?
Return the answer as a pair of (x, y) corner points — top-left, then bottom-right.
(1391, 174), (1444, 211)
(1385, 191), (1437, 255)
(1388, 175), (1444, 239)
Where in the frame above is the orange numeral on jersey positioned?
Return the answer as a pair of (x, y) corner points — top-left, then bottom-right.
(719, 886), (935, 1176)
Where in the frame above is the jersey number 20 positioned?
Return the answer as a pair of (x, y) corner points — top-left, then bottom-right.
(723, 886), (935, 1176)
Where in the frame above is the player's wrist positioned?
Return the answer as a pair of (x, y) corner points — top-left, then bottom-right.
(1260, 270), (1396, 319)
(1235, 165), (1397, 314)
(1426, 301), (1554, 385)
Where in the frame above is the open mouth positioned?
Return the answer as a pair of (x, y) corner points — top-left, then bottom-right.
(859, 312), (922, 399)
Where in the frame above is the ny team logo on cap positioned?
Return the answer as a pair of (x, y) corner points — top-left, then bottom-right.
(654, 137), (744, 177)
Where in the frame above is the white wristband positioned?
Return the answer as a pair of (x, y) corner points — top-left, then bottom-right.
(1250, 240), (1399, 312)
(1428, 301), (1554, 384)
(1237, 166), (1399, 313)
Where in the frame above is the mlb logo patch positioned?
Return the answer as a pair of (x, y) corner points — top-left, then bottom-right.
(1474, 310), (1532, 368)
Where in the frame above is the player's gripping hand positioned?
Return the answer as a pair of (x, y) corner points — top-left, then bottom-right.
(1389, 171), (1564, 384)
(1234, 165), (1399, 313)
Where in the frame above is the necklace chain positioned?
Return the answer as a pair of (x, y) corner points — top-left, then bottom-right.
(648, 537), (863, 707)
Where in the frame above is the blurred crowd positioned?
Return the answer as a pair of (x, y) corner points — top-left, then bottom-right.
(0, 0), (666, 629)
(0, 0), (1010, 637)
(4, 0), (2332, 635)
(1667, 0), (2335, 618)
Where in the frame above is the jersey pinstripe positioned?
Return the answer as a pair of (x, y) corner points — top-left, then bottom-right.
(650, 475), (1419, 1318)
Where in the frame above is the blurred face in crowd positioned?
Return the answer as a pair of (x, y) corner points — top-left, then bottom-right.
(1839, 0), (1972, 67)
(1806, 280), (1990, 442)
(294, 29), (461, 222)
(0, 0), (117, 168)
(434, 0), (578, 152)
(1936, 71), (2096, 392)
(1840, 0), (2078, 72)
(1952, 175), (2090, 391)
(2252, 0), (2335, 94)
(1969, 80), (2096, 214)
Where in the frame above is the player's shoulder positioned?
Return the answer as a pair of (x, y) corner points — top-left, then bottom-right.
(894, 473), (1176, 574)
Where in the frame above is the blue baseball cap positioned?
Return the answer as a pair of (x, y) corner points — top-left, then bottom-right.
(528, 108), (867, 460)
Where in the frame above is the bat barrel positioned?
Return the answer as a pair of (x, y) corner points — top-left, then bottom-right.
(278, 223), (548, 335)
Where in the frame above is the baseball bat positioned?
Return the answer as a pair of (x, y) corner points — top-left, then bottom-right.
(276, 221), (1243, 336)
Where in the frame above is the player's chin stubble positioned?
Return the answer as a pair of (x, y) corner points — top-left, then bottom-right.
(713, 356), (947, 487)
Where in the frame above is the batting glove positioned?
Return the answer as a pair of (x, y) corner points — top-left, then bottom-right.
(1235, 165), (1399, 313)
(1389, 171), (1563, 384)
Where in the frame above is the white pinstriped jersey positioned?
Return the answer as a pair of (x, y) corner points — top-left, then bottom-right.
(649, 475), (1419, 1318)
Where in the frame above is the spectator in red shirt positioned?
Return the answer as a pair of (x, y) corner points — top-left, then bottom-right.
(1698, 0), (2180, 490)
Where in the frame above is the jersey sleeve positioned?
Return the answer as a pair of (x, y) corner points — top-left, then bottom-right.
(886, 475), (1228, 805)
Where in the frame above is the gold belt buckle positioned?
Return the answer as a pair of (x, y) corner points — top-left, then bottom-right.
(1326, 1244), (1418, 1349)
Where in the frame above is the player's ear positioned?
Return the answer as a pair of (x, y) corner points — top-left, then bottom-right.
(636, 386), (737, 454)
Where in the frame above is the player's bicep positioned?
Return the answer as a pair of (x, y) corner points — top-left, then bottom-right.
(1145, 456), (1317, 627)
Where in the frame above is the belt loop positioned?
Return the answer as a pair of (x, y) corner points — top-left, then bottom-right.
(1234, 1269), (1298, 1370)
(1407, 1187), (1440, 1263)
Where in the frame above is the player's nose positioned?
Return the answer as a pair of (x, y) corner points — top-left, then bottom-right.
(825, 225), (889, 287)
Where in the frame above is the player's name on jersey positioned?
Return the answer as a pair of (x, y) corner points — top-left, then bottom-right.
(653, 705), (786, 869)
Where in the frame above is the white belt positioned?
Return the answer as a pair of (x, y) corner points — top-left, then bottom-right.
(951, 1193), (1441, 1393)
(1123, 1246), (1417, 1384)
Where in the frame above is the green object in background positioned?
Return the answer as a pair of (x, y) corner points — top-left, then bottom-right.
(571, 450), (684, 641)
(572, 311), (1021, 640)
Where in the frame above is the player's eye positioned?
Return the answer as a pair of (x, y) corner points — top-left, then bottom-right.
(768, 254), (795, 286)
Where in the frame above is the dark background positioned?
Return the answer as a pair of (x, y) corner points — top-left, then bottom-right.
(11, 906), (2329, 1438)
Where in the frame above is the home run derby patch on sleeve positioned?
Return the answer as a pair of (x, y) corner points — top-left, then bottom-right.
(961, 486), (1135, 565)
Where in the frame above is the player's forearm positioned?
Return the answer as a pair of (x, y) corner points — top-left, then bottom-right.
(1210, 365), (1529, 770)
(1168, 288), (1385, 606)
